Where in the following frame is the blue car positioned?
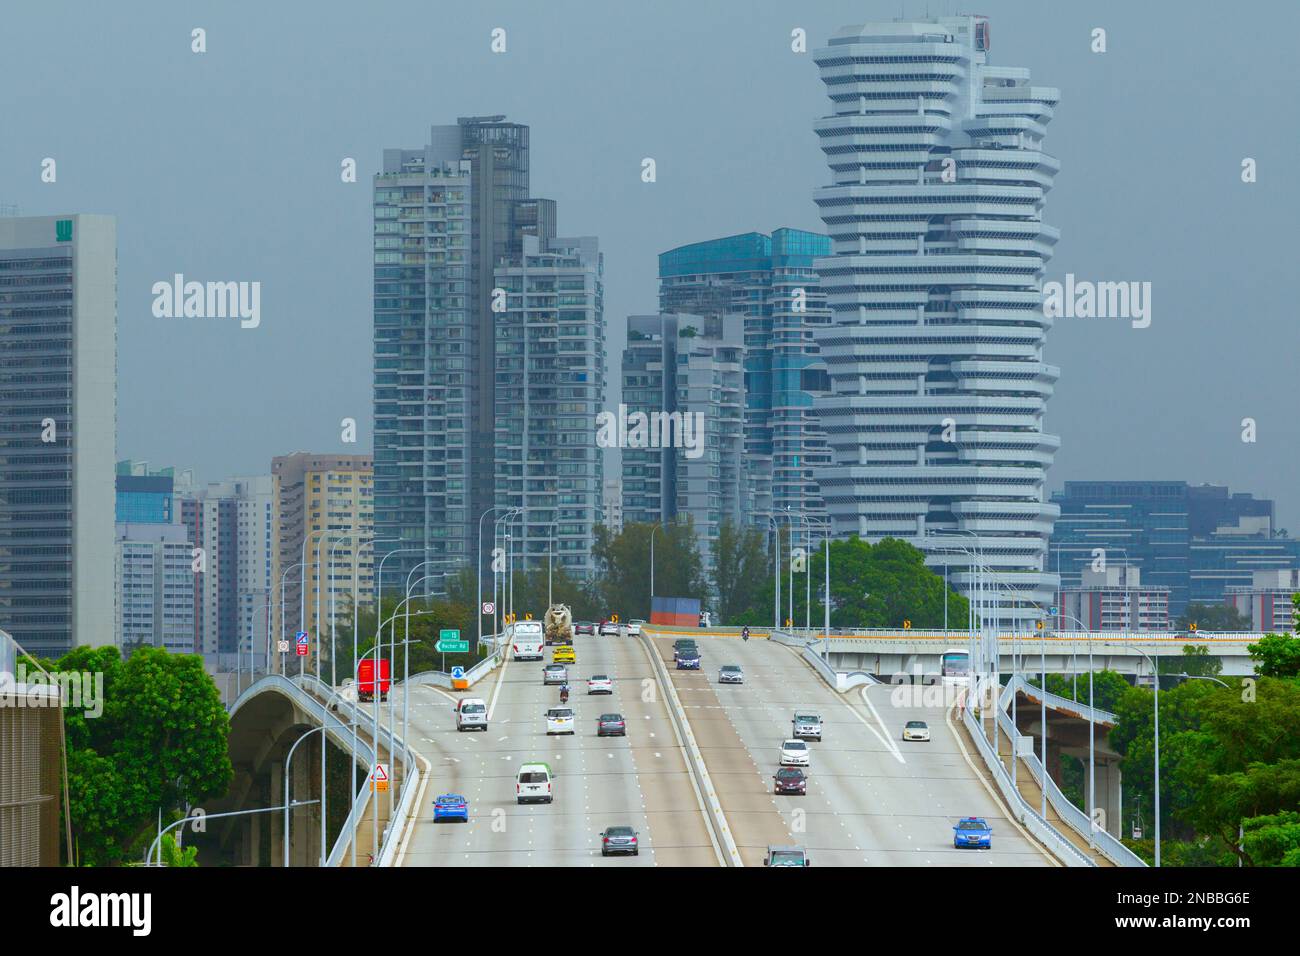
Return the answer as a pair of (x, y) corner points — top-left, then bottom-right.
(434, 793), (469, 823)
(953, 816), (992, 849)
(676, 651), (701, 670)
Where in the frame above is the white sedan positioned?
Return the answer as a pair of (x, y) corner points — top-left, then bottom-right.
(626, 620), (645, 636)
(587, 675), (613, 695)
(779, 739), (810, 767)
(545, 707), (576, 735)
(902, 720), (931, 742)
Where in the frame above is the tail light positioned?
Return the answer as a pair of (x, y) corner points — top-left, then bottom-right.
(516, 783), (521, 794)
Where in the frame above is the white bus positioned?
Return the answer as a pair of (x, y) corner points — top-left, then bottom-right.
(940, 649), (970, 686)
(509, 621), (545, 661)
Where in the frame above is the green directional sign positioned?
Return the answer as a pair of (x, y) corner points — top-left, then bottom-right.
(436, 628), (468, 653)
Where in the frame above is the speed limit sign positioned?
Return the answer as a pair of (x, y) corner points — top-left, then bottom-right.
(481, 602), (495, 615)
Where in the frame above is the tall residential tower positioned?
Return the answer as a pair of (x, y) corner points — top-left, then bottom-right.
(812, 17), (1062, 613)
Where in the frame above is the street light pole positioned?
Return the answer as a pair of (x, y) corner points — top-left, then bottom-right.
(1104, 640), (1161, 866)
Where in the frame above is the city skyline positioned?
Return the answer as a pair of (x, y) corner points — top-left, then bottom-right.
(2, 0), (1295, 530)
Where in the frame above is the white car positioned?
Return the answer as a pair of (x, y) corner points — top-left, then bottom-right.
(542, 664), (568, 685)
(718, 665), (744, 684)
(587, 675), (613, 695)
(902, 720), (931, 742)
(626, 619), (645, 636)
(545, 707), (576, 735)
(599, 620), (620, 636)
(779, 739), (810, 767)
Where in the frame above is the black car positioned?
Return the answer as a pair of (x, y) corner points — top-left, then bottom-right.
(773, 767), (807, 795)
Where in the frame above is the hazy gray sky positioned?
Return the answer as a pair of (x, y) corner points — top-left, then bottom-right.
(2, 0), (1295, 526)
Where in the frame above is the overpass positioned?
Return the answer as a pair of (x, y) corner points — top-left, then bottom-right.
(212, 624), (1152, 866)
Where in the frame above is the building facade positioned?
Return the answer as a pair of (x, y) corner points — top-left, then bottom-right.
(178, 475), (274, 660)
(492, 236), (604, 575)
(602, 477), (623, 535)
(0, 214), (116, 657)
(1050, 481), (1299, 617)
(658, 229), (833, 527)
(1225, 570), (1299, 633)
(811, 17), (1062, 616)
(271, 452), (374, 652)
(620, 313), (745, 574)
(1058, 566), (1170, 631)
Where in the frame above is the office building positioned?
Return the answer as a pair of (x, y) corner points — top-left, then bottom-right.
(658, 229), (833, 526)
(0, 214), (116, 657)
(1225, 570), (1299, 633)
(620, 313), (745, 574)
(811, 17), (1062, 616)
(271, 452), (374, 650)
(492, 236), (604, 575)
(1058, 566), (1170, 631)
(1050, 481), (1299, 617)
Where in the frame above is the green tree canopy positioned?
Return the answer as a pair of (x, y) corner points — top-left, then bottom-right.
(1175, 603), (1253, 632)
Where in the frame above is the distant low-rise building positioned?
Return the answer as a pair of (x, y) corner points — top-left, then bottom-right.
(1059, 566), (1170, 631)
(1225, 570), (1299, 632)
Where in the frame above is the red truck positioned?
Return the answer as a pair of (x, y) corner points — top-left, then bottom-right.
(356, 658), (391, 702)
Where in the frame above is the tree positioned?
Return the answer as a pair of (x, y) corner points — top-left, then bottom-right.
(26, 645), (233, 866)
(711, 519), (771, 624)
(1158, 644), (1223, 678)
(1036, 669), (1132, 712)
(1247, 633), (1300, 678)
(329, 590), (483, 682)
(1176, 603), (1252, 632)
(592, 520), (707, 619)
(1240, 810), (1300, 867)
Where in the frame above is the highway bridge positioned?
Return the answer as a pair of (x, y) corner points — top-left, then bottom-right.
(217, 622), (1172, 866)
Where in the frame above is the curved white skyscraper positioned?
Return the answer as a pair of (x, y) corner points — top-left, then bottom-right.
(811, 16), (1061, 612)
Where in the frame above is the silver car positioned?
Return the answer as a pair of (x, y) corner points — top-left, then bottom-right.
(718, 665), (744, 684)
(542, 664), (568, 685)
(792, 713), (822, 742)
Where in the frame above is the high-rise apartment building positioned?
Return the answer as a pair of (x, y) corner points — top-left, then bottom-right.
(620, 313), (745, 574)
(492, 236), (604, 575)
(114, 460), (194, 652)
(1225, 570), (1299, 633)
(1058, 566), (1170, 632)
(658, 229), (832, 525)
(0, 214), (116, 657)
(271, 453), (374, 651)
(178, 475), (274, 660)
(602, 478), (624, 535)
(811, 17), (1062, 614)
(373, 117), (601, 587)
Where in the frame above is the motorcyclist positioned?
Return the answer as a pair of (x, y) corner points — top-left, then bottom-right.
(742, 626), (750, 642)
(559, 683), (570, 704)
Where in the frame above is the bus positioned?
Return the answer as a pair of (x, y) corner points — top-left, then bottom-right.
(940, 649), (970, 685)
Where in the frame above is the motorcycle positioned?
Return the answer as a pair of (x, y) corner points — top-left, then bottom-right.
(559, 687), (570, 704)
(742, 628), (750, 642)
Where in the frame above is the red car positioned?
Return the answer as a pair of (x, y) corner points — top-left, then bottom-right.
(773, 767), (807, 796)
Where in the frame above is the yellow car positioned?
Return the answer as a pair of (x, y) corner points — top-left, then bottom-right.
(552, 645), (576, 664)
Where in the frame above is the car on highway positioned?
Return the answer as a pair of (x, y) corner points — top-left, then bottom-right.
(599, 619), (621, 636)
(454, 697), (488, 732)
(673, 638), (697, 652)
(791, 713), (823, 741)
(675, 645), (701, 669)
(587, 674), (613, 694)
(718, 664), (744, 684)
(763, 845), (810, 867)
(545, 707), (576, 735)
(516, 763), (553, 804)
(902, 719), (931, 742)
(626, 619), (645, 636)
(779, 738), (810, 767)
(600, 826), (640, 857)
(552, 644), (576, 664)
(773, 767), (807, 796)
(597, 713), (627, 737)
(574, 621), (595, 636)
(433, 793), (469, 823)
(542, 664), (569, 685)
(953, 817), (993, 849)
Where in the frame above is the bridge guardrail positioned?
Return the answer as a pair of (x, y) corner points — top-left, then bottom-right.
(998, 680), (1146, 867)
(637, 630), (741, 866)
(958, 699), (1094, 867)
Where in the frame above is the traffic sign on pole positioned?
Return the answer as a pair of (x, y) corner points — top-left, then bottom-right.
(277, 640), (290, 653)
(450, 665), (465, 680)
(296, 632), (309, 657)
(481, 602), (495, 616)
(436, 629), (468, 653)
(371, 763), (389, 793)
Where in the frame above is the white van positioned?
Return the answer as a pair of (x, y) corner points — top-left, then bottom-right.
(516, 762), (553, 804)
(454, 697), (488, 732)
(509, 621), (545, 661)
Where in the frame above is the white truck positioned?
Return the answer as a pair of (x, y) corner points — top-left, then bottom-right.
(509, 620), (545, 661)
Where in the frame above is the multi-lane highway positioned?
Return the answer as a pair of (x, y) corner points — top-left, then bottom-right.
(651, 632), (1055, 867)
(385, 630), (719, 866)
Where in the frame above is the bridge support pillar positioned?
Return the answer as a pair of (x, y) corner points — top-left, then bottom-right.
(269, 761), (284, 866)
(292, 750), (313, 866)
(1093, 758), (1123, 839)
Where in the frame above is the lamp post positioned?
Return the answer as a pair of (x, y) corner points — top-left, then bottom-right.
(242, 599), (273, 697)
(477, 508), (513, 651)
(278, 562), (304, 677)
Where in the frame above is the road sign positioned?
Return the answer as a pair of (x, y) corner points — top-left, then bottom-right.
(277, 640), (290, 653)
(1049, 606), (1059, 616)
(481, 601), (495, 615)
(450, 665), (465, 680)
(437, 628), (468, 653)
(371, 763), (389, 793)
(296, 631), (309, 657)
